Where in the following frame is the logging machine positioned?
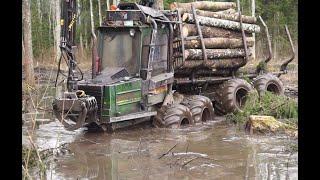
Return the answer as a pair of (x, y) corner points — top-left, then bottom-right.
(53, 0), (295, 131)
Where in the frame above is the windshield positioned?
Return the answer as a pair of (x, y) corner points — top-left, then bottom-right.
(100, 29), (141, 76)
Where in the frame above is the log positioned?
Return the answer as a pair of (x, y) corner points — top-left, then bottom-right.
(182, 24), (250, 38)
(170, 1), (236, 12)
(182, 13), (260, 33)
(183, 58), (246, 69)
(215, 8), (237, 14)
(244, 115), (297, 136)
(184, 37), (254, 49)
(174, 68), (232, 77)
(184, 49), (251, 60)
(195, 10), (257, 24)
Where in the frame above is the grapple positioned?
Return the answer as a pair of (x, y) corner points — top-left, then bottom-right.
(52, 91), (98, 131)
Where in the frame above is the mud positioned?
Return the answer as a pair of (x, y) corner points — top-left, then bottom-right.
(22, 65), (298, 179)
(23, 117), (297, 180)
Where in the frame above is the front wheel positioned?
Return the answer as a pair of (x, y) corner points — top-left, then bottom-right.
(181, 95), (215, 123)
(153, 104), (193, 128)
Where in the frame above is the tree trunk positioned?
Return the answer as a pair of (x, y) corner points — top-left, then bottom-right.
(106, 0), (110, 10)
(182, 24), (250, 38)
(77, 0), (83, 61)
(184, 49), (250, 60)
(152, 0), (164, 10)
(22, 38), (25, 58)
(183, 58), (246, 69)
(182, 13), (260, 33)
(84, 22), (88, 49)
(51, 0), (56, 52)
(193, 9), (256, 24)
(37, 0), (42, 22)
(112, 0), (118, 6)
(98, 0), (102, 26)
(55, 0), (61, 62)
(48, 1), (52, 47)
(170, 1), (236, 12)
(251, 0), (256, 60)
(90, 0), (96, 39)
(23, 0), (35, 86)
(184, 37), (254, 49)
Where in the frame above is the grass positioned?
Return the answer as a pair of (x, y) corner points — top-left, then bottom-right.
(226, 91), (298, 126)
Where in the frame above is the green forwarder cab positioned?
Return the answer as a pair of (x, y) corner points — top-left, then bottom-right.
(75, 3), (174, 130)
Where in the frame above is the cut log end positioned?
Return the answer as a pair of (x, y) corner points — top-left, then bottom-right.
(182, 26), (189, 38)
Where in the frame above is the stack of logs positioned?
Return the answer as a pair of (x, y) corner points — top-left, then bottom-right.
(170, 1), (260, 70)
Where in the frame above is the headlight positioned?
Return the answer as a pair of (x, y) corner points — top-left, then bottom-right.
(129, 29), (135, 37)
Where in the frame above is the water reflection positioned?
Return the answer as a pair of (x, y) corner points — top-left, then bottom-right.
(23, 118), (297, 179)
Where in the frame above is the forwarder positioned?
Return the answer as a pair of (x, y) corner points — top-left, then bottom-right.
(53, 0), (295, 131)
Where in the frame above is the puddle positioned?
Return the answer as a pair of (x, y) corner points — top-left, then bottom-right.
(22, 117), (297, 180)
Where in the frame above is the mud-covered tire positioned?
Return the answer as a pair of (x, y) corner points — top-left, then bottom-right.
(153, 104), (193, 128)
(214, 78), (253, 115)
(181, 95), (214, 123)
(253, 73), (284, 95)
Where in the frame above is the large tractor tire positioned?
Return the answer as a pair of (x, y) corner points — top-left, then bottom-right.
(181, 95), (215, 123)
(253, 73), (284, 95)
(153, 104), (193, 128)
(214, 78), (253, 115)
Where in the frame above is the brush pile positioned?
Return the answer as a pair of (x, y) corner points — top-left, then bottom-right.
(170, 1), (260, 70)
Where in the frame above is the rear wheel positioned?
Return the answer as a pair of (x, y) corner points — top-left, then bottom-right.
(253, 73), (284, 95)
(214, 78), (253, 115)
(181, 95), (214, 123)
(153, 104), (193, 128)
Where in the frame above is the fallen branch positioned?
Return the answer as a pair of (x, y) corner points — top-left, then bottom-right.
(181, 156), (199, 167)
(158, 143), (178, 159)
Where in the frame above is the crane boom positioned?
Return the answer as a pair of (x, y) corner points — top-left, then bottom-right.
(55, 0), (82, 91)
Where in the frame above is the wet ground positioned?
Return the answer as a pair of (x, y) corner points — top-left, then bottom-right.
(22, 65), (298, 179)
(22, 117), (297, 180)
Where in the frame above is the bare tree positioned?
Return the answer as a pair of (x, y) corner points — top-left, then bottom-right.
(77, 0), (84, 60)
(152, 0), (164, 10)
(48, 1), (53, 46)
(106, 0), (110, 10)
(55, 0), (61, 62)
(23, 0), (35, 86)
(37, 0), (42, 22)
(251, 0), (255, 60)
(112, 0), (118, 6)
(90, 0), (96, 39)
(98, 0), (102, 26)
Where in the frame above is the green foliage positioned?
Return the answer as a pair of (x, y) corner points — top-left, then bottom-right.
(22, 145), (48, 179)
(226, 91), (298, 125)
(22, 145), (38, 168)
(256, 61), (268, 72)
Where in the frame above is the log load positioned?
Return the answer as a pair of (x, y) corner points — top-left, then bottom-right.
(184, 37), (255, 49)
(184, 49), (251, 60)
(183, 58), (246, 69)
(182, 24), (251, 38)
(174, 68), (232, 77)
(182, 13), (260, 33)
(170, 1), (236, 12)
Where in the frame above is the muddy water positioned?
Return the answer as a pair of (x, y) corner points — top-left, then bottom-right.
(23, 117), (297, 180)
